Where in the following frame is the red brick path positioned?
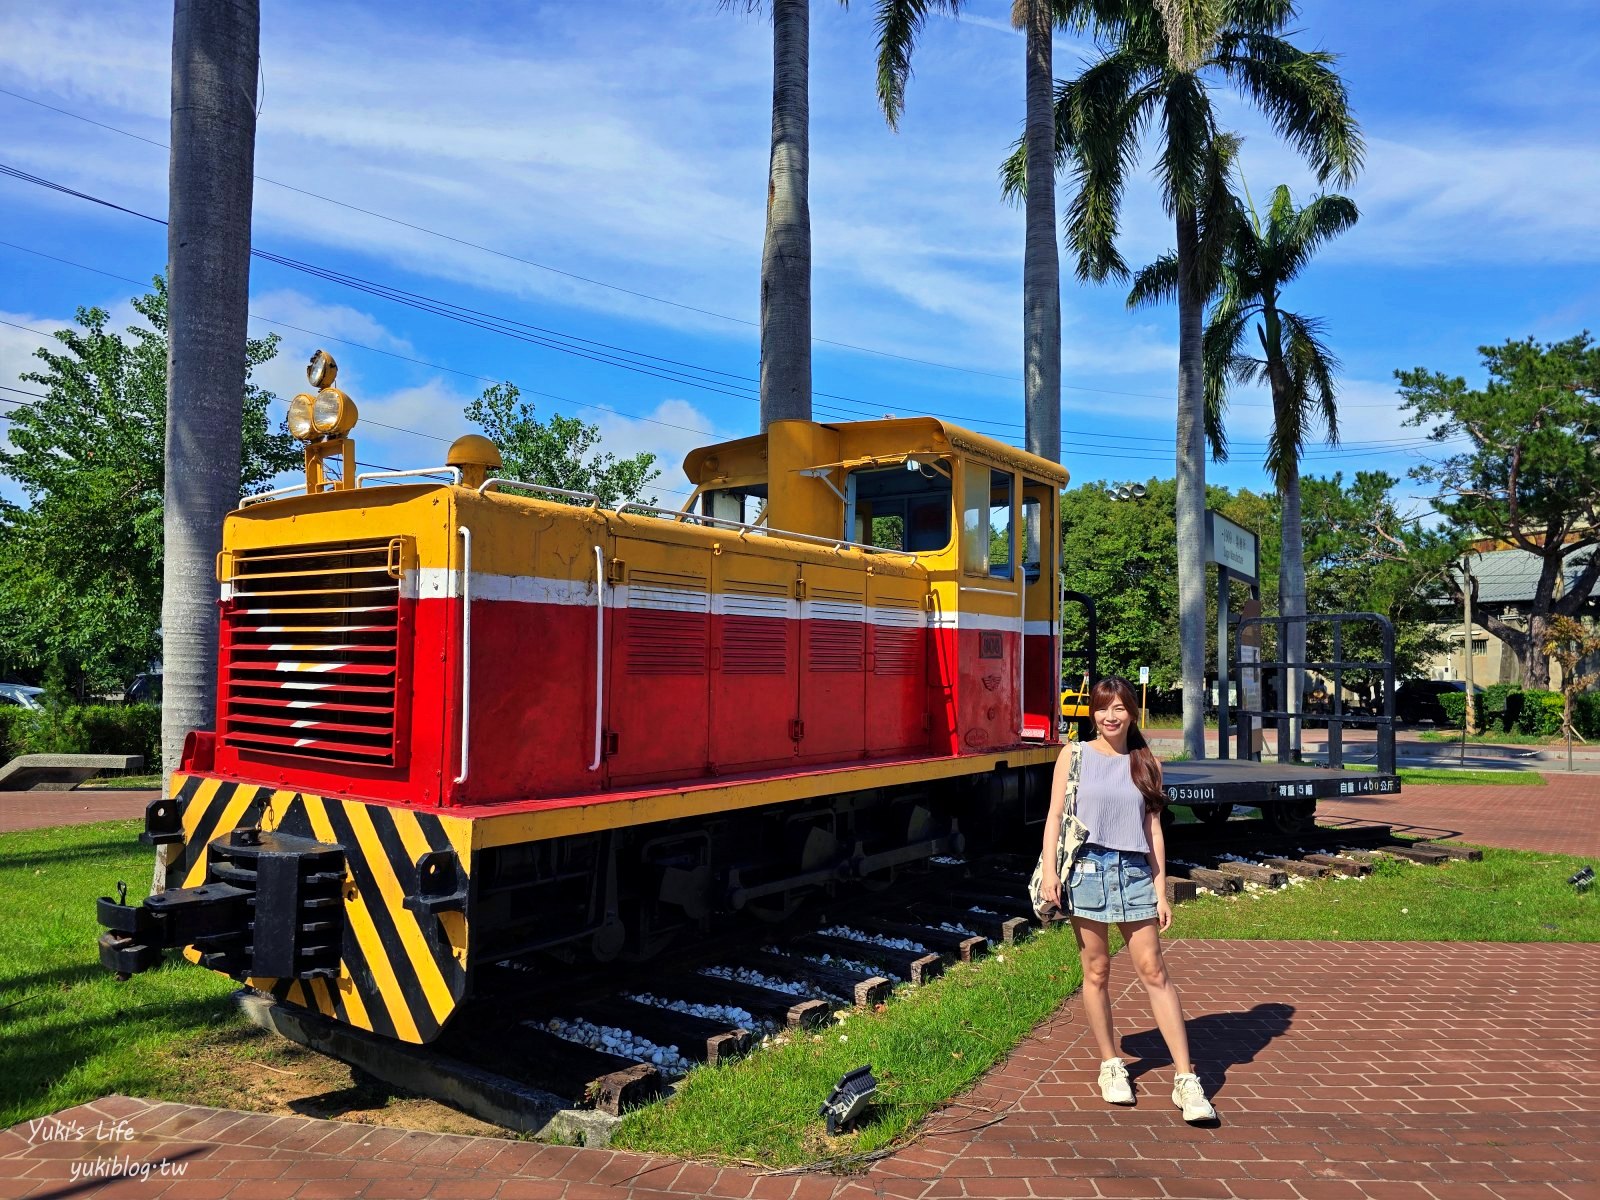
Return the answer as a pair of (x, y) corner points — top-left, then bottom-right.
(1319, 776), (1600, 858)
(0, 789), (158, 833)
(4, 940), (1595, 1199)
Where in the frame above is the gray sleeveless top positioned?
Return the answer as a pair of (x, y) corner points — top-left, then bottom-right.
(1075, 748), (1151, 853)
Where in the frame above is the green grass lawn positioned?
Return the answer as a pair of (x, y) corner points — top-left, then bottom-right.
(1416, 730), (1556, 746)
(76, 774), (164, 791)
(0, 820), (240, 1129)
(1346, 764), (1546, 786)
(5, 819), (1595, 1162)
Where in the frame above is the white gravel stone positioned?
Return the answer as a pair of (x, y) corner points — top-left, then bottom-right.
(939, 921), (979, 937)
(818, 924), (928, 953)
(541, 1016), (694, 1076)
(699, 964), (811, 997)
(625, 992), (759, 1031)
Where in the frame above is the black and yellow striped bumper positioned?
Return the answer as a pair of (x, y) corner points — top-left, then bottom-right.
(165, 773), (473, 1044)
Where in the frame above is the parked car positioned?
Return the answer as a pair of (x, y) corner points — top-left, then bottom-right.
(1394, 679), (1480, 725)
(1061, 687), (1089, 720)
(125, 673), (163, 705)
(0, 682), (44, 709)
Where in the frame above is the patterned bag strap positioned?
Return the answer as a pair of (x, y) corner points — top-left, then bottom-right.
(1062, 741), (1084, 823)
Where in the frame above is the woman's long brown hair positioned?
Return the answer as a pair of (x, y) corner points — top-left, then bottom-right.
(1089, 676), (1166, 813)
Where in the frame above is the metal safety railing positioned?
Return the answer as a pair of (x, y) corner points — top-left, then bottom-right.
(1224, 611), (1396, 776)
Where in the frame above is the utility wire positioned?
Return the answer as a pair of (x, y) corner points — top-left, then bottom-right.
(0, 89), (1411, 412)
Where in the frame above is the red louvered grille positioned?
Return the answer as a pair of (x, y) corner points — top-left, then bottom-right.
(220, 539), (405, 766)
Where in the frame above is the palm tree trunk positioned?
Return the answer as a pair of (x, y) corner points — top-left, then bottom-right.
(1279, 462), (1307, 759)
(1021, 0), (1060, 464)
(760, 0), (812, 428)
(161, 0), (259, 791)
(1175, 211), (1207, 759)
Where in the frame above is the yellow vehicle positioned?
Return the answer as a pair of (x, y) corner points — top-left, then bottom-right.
(1061, 687), (1089, 720)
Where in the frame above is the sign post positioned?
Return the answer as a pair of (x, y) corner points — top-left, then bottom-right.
(1138, 665), (1149, 726)
(1205, 511), (1261, 761)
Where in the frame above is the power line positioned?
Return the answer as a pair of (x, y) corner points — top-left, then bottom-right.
(0, 87), (1408, 412)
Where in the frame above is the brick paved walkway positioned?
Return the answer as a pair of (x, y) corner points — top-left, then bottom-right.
(1319, 776), (1600, 858)
(0, 789), (158, 834)
(4, 940), (1595, 1199)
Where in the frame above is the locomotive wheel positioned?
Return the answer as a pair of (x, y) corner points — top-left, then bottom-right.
(1190, 803), (1233, 826)
(1265, 800), (1316, 836)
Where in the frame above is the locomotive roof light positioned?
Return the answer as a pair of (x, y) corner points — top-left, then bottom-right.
(287, 393), (316, 440)
(286, 351), (359, 443)
(306, 348), (338, 389)
(311, 387), (358, 437)
(293, 349), (360, 493)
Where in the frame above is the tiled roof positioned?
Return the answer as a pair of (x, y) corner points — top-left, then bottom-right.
(1467, 546), (1595, 605)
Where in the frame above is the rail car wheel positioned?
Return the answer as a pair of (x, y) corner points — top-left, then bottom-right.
(1190, 803), (1233, 826)
(1265, 800), (1316, 836)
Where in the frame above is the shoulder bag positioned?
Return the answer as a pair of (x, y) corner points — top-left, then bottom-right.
(1027, 741), (1090, 921)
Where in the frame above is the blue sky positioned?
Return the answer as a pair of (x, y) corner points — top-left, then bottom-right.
(1, 0), (1597, 514)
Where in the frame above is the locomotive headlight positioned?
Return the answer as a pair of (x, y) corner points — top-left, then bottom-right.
(287, 393), (316, 440)
(311, 387), (357, 435)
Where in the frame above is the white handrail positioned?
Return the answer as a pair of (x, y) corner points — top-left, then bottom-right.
(589, 545), (605, 772)
(241, 483), (309, 507)
(454, 526), (472, 786)
(356, 466), (462, 487)
(614, 502), (918, 563)
(479, 478), (600, 505)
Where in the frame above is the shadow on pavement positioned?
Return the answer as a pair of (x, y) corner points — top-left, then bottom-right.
(1120, 1001), (1295, 1099)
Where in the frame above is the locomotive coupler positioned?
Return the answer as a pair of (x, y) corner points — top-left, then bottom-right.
(96, 828), (346, 983)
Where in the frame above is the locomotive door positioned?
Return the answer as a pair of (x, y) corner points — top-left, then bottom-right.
(709, 555), (800, 772)
(1020, 479), (1060, 740)
(797, 560), (867, 763)
(605, 536), (712, 785)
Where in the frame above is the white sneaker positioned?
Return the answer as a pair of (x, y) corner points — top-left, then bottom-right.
(1098, 1057), (1134, 1105)
(1172, 1072), (1215, 1122)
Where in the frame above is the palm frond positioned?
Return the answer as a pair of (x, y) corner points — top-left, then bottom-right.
(1278, 191), (1359, 280)
(1060, 52), (1156, 280)
(1214, 31), (1364, 185)
(1192, 130), (1246, 291)
(1283, 309), (1341, 444)
(873, 1), (962, 130)
(1154, 71), (1217, 217)
(1127, 252), (1180, 308)
(1201, 296), (1253, 462)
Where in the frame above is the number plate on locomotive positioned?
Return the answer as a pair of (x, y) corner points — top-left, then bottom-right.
(1166, 786), (1218, 802)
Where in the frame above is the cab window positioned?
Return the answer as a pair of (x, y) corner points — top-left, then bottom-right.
(849, 462), (952, 553)
(963, 464), (1014, 579)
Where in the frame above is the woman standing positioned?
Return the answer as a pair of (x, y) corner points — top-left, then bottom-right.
(1040, 676), (1216, 1122)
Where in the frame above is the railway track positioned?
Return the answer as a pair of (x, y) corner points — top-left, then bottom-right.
(239, 818), (1478, 1140)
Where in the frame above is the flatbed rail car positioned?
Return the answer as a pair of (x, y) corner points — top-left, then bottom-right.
(95, 350), (1398, 1049)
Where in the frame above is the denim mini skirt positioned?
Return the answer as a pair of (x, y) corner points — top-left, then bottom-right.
(1069, 844), (1159, 923)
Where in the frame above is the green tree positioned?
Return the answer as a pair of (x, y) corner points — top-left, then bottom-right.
(0, 279), (295, 699)
(1398, 334), (1600, 688)
(1023, 0), (1362, 758)
(1298, 471), (1451, 700)
(1138, 182), (1359, 753)
(465, 383), (661, 509)
(1060, 479), (1182, 689)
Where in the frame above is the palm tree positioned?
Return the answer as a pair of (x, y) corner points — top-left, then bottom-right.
(757, 0), (813, 429)
(1017, 0), (1061, 463)
(161, 0), (260, 787)
(1047, 1), (1361, 758)
(1135, 183), (1359, 758)
(742, 1), (961, 430)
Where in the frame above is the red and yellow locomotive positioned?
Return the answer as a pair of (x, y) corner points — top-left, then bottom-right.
(98, 353), (1069, 1045)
